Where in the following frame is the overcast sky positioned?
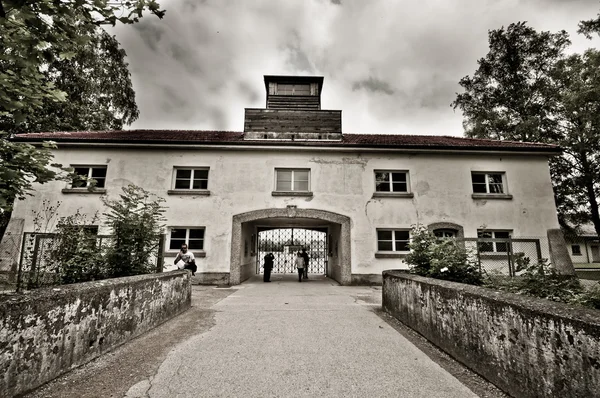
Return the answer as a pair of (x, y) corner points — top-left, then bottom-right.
(109, 0), (600, 137)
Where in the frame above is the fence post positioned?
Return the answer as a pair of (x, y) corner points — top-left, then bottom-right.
(156, 234), (165, 273)
(28, 235), (41, 289)
(15, 233), (29, 293)
(535, 239), (542, 262)
(507, 237), (514, 277)
(475, 239), (482, 273)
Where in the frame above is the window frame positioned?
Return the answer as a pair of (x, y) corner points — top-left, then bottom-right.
(374, 170), (410, 193)
(68, 165), (108, 189)
(572, 244), (582, 256)
(477, 230), (512, 253)
(434, 229), (457, 239)
(167, 227), (206, 253)
(376, 229), (411, 253)
(171, 167), (210, 191)
(276, 83), (311, 96)
(274, 168), (311, 193)
(471, 171), (507, 194)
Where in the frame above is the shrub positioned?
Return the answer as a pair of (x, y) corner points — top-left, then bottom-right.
(45, 210), (104, 284)
(406, 225), (483, 285)
(488, 260), (583, 302)
(102, 185), (166, 277)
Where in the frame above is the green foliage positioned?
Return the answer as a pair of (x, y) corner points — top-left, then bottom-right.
(102, 185), (166, 278)
(405, 225), (483, 285)
(487, 260), (584, 303)
(573, 284), (600, 310)
(46, 210), (104, 284)
(0, 0), (164, 233)
(578, 11), (600, 39)
(485, 260), (600, 310)
(1, 26), (140, 134)
(451, 22), (570, 143)
(452, 22), (600, 237)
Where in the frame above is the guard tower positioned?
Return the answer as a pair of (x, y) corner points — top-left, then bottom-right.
(243, 75), (342, 140)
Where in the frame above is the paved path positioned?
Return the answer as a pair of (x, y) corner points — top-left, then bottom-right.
(125, 274), (478, 398)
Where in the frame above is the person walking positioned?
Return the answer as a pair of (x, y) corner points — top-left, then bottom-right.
(295, 252), (305, 282)
(263, 252), (274, 282)
(301, 248), (309, 279)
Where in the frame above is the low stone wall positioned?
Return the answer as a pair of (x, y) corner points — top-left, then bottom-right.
(0, 270), (191, 397)
(382, 270), (600, 398)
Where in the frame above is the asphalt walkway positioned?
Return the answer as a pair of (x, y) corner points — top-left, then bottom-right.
(124, 274), (478, 398)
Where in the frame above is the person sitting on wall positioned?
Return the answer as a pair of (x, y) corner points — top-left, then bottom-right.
(263, 252), (274, 282)
(174, 243), (196, 276)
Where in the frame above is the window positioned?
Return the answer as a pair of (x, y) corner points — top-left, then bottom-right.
(477, 230), (511, 253)
(572, 244), (582, 256)
(375, 171), (408, 193)
(71, 166), (107, 188)
(275, 169), (310, 192)
(277, 83), (310, 95)
(169, 228), (205, 251)
(472, 172), (505, 194)
(377, 229), (410, 252)
(174, 168), (209, 190)
(434, 229), (456, 238)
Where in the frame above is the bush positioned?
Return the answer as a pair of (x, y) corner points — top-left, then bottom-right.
(486, 259), (583, 302)
(102, 184), (166, 277)
(405, 225), (483, 285)
(45, 210), (104, 284)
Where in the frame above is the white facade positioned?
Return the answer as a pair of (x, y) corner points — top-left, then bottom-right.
(3, 139), (561, 284)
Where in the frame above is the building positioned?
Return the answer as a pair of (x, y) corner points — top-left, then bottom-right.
(1, 75), (568, 285)
(565, 225), (600, 264)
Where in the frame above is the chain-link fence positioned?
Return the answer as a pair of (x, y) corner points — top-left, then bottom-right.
(458, 236), (549, 280)
(16, 232), (165, 292)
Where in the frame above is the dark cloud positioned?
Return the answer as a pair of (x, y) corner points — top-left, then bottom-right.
(284, 31), (314, 72)
(110, 0), (600, 135)
(132, 23), (165, 53)
(352, 77), (395, 95)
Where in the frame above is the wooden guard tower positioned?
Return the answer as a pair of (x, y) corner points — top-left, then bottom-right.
(243, 75), (342, 140)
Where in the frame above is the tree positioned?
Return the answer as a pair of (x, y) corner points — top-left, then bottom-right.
(551, 50), (600, 237)
(452, 22), (570, 143)
(452, 22), (600, 238)
(1, 26), (140, 134)
(102, 185), (166, 277)
(0, 1), (164, 236)
(578, 11), (600, 38)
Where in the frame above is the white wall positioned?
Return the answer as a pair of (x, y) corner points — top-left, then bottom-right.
(9, 145), (560, 276)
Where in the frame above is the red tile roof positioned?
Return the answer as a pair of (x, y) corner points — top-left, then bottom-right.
(13, 130), (560, 153)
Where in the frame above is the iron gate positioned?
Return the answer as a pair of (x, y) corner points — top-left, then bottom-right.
(257, 228), (327, 274)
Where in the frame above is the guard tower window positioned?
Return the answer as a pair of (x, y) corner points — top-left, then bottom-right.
(277, 84), (311, 96)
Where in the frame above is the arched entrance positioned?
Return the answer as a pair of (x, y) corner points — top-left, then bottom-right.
(230, 206), (351, 285)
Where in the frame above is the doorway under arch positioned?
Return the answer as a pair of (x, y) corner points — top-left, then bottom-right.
(230, 206), (351, 285)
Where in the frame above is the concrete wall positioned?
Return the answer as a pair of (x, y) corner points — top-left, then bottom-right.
(0, 271), (191, 397)
(240, 221), (256, 282)
(382, 271), (600, 398)
(3, 146), (560, 280)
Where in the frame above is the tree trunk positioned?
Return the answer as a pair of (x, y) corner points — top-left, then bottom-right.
(0, 209), (12, 242)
